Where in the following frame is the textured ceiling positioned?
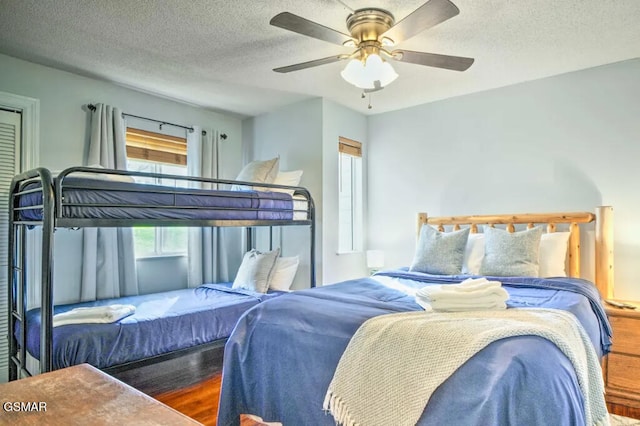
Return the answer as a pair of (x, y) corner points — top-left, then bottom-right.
(0, 0), (639, 117)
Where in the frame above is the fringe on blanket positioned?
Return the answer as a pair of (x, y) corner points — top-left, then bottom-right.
(324, 392), (357, 426)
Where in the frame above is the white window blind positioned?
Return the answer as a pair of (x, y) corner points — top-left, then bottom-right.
(0, 109), (21, 383)
(338, 136), (363, 253)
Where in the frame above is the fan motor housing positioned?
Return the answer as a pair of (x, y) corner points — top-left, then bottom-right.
(346, 8), (395, 43)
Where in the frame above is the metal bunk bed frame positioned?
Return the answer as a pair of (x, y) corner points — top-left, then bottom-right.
(7, 166), (316, 381)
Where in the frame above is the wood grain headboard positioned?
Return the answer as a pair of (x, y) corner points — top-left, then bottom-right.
(417, 206), (614, 299)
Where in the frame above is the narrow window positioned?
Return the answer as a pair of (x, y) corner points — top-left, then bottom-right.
(125, 128), (188, 257)
(338, 137), (363, 253)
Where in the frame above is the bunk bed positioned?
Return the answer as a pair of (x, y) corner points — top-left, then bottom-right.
(218, 208), (614, 426)
(7, 166), (316, 388)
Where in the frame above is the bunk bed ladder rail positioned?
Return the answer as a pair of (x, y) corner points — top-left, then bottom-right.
(308, 190), (316, 287)
(7, 168), (55, 380)
(7, 183), (23, 380)
(244, 187), (316, 288)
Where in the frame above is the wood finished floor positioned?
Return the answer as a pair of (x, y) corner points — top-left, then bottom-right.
(154, 373), (220, 426)
(154, 372), (640, 425)
(153, 372), (277, 426)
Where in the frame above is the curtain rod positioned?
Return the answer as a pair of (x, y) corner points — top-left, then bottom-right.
(88, 103), (193, 132)
(87, 104), (228, 139)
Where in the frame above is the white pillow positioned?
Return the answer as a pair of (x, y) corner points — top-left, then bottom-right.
(461, 231), (571, 277)
(232, 248), (280, 293)
(269, 256), (300, 291)
(234, 157), (280, 191)
(272, 170), (303, 195)
(539, 232), (570, 277)
(461, 233), (484, 275)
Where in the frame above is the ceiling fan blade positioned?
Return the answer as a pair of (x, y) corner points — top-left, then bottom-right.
(274, 55), (346, 73)
(382, 0), (460, 45)
(392, 49), (474, 71)
(270, 12), (353, 46)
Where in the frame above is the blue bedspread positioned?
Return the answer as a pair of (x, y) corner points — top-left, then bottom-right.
(21, 283), (282, 370)
(217, 270), (611, 426)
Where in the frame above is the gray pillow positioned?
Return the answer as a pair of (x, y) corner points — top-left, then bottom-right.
(479, 226), (543, 277)
(410, 226), (470, 275)
(232, 248), (280, 293)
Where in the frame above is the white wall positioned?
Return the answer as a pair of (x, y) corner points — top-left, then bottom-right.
(242, 98), (324, 288)
(368, 58), (640, 300)
(0, 54), (242, 175)
(321, 99), (368, 283)
(242, 98), (370, 287)
(0, 53), (244, 303)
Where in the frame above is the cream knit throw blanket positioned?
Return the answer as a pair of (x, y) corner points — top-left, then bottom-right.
(323, 308), (608, 426)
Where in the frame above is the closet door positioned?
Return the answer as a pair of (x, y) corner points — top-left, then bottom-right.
(0, 109), (21, 383)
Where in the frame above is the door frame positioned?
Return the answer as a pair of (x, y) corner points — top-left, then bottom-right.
(0, 91), (40, 382)
(0, 91), (39, 170)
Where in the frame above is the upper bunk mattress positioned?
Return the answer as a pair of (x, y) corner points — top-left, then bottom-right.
(17, 177), (308, 222)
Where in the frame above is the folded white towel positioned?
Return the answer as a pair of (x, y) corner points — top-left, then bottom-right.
(416, 278), (509, 312)
(416, 285), (508, 303)
(53, 304), (136, 327)
(432, 300), (507, 312)
(448, 278), (503, 293)
(416, 297), (508, 312)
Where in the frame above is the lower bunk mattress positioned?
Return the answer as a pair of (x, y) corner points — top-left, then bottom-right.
(19, 284), (283, 370)
(217, 269), (612, 426)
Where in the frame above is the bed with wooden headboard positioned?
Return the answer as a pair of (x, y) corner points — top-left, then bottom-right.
(219, 207), (614, 426)
(420, 206), (614, 299)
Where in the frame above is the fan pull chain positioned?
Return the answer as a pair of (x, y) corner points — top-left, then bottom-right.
(360, 92), (373, 109)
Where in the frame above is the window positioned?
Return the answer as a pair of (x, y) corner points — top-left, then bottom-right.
(126, 128), (188, 258)
(338, 137), (363, 253)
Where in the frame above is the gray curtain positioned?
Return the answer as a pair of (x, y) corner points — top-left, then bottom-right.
(81, 103), (138, 301)
(187, 126), (230, 286)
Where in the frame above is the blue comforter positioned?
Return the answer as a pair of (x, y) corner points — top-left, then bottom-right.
(217, 270), (611, 426)
(22, 283), (282, 369)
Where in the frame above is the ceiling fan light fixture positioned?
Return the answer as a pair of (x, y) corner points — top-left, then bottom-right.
(340, 53), (398, 89)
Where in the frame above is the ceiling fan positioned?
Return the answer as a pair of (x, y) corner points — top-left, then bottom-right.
(270, 0), (474, 91)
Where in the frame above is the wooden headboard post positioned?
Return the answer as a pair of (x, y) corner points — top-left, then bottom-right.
(595, 206), (614, 299)
(416, 206), (614, 299)
(417, 213), (428, 236)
